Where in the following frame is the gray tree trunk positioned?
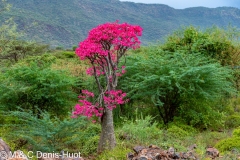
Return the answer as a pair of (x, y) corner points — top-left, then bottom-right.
(97, 107), (116, 152)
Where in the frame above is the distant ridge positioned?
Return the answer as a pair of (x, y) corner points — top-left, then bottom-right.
(1, 0), (240, 48)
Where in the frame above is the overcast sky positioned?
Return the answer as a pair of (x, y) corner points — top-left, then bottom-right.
(119, 0), (240, 9)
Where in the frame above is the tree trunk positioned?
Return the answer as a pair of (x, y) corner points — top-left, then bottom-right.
(97, 107), (116, 152)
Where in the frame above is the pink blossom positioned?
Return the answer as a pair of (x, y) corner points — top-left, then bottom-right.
(72, 21), (142, 121)
(72, 89), (127, 119)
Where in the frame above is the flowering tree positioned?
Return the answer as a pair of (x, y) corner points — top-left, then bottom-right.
(72, 21), (142, 151)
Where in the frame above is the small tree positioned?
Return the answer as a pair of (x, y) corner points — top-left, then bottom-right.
(72, 21), (142, 151)
(122, 49), (235, 125)
(0, 58), (77, 116)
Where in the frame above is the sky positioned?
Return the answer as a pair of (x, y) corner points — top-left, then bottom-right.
(119, 0), (240, 9)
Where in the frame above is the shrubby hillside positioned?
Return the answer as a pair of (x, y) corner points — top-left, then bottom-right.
(1, 0), (240, 47)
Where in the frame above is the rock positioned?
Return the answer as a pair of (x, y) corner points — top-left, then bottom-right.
(154, 153), (161, 159)
(140, 149), (148, 155)
(149, 145), (159, 149)
(127, 152), (134, 160)
(129, 145), (199, 160)
(188, 144), (197, 151)
(173, 152), (180, 159)
(0, 138), (11, 160)
(133, 146), (145, 154)
(168, 147), (175, 158)
(138, 156), (148, 160)
(206, 147), (219, 159)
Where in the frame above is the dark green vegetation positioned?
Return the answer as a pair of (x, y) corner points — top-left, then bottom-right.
(0, 56), (78, 116)
(122, 52), (234, 125)
(1, 0), (240, 48)
(1, 25), (239, 159)
(1, 1), (240, 158)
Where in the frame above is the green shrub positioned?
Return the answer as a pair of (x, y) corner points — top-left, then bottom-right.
(167, 125), (191, 139)
(225, 114), (240, 128)
(22, 54), (56, 66)
(78, 123), (101, 156)
(168, 119), (197, 134)
(122, 49), (235, 125)
(215, 137), (240, 152)
(61, 51), (76, 58)
(215, 128), (240, 152)
(56, 46), (63, 50)
(0, 61), (77, 116)
(96, 146), (132, 160)
(117, 116), (163, 145)
(81, 136), (99, 156)
(233, 128), (240, 137)
(5, 110), (87, 152)
(179, 98), (228, 130)
(72, 46), (77, 51)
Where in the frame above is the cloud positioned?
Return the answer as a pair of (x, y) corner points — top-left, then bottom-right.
(119, 0), (239, 9)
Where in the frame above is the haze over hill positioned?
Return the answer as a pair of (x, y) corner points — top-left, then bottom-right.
(1, 0), (240, 48)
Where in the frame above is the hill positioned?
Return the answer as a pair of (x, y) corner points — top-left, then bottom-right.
(1, 0), (240, 48)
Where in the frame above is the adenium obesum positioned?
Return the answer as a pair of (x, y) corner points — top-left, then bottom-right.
(72, 21), (142, 120)
(72, 90), (128, 119)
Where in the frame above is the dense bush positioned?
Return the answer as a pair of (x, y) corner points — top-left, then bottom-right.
(225, 114), (240, 128)
(215, 137), (240, 152)
(4, 110), (87, 152)
(0, 60), (77, 116)
(215, 128), (240, 152)
(161, 26), (240, 91)
(97, 146), (131, 160)
(78, 123), (101, 156)
(116, 116), (163, 145)
(81, 136), (99, 156)
(121, 48), (235, 125)
(161, 26), (240, 66)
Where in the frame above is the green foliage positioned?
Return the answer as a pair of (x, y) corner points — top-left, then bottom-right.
(2, 0), (240, 48)
(72, 46), (77, 51)
(0, 40), (49, 62)
(122, 47), (235, 125)
(162, 26), (240, 92)
(162, 26), (239, 66)
(21, 53), (57, 66)
(55, 46), (64, 50)
(61, 51), (76, 58)
(117, 116), (163, 145)
(215, 128), (240, 152)
(0, 0), (11, 13)
(0, 60), (77, 115)
(225, 114), (240, 128)
(97, 146), (132, 160)
(81, 136), (99, 156)
(233, 128), (240, 137)
(179, 100), (226, 129)
(215, 137), (240, 152)
(167, 125), (191, 139)
(0, 11), (49, 64)
(4, 110), (87, 152)
(77, 123), (101, 156)
(167, 120), (197, 135)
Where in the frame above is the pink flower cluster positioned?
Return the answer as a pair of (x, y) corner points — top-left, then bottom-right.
(86, 67), (105, 76)
(75, 21), (142, 61)
(103, 90), (127, 110)
(72, 90), (127, 119)
(72, 90), (103, 118)
(72, 21), (141, 121)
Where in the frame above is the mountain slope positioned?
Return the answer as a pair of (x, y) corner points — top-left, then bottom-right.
(1, 0), (240, 48)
